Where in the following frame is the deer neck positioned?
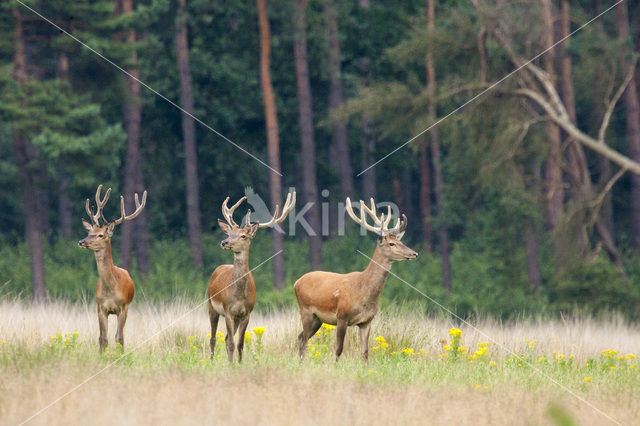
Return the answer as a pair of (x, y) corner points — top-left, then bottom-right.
(231, 249), (251, 297)
(94, 241), (117, 285)
(358, 245), (392, 299)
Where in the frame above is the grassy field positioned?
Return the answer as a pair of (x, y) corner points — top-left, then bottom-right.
(1, 299), (639, 425)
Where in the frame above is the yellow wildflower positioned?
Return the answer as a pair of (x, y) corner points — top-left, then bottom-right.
(380, 341), (389, 349)
(374, 336), (387, 344)
(489, 361), (497, 366)
(372, 346), (380, 351)
(401, 348), (414, 355)
(321, 323), (336, 332)
(443, 345), (452, 351)
(448, 328), (462, 338)
(583, 377), (591, 382)
(207, 333), (211, 338)
(244, 332), (252, 342)
(253, 327), (266, 336)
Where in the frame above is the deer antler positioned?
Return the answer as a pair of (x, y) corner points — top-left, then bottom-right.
(112, 190), (147, 226)
(85, 184), (112, 226)
(257, 191), (296, 229)
(345, 197), (407, 236)
(221, 196), (247, 227)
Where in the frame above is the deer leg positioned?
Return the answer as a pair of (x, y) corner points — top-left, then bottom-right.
(115, 305), (129, 351)
(297, 310), (321, 359)
(335, 319), (348, 360)
(236, 316), (250, 363)
(223, 315), (236, 362)
(97, 305), (108, 354)
(358, 322), (372, 362)
(208, 305), (220, 359)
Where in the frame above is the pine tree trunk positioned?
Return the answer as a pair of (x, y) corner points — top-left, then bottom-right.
(117, 0), (149, 274)
(293, 0), (323, 270)
(257, 0), (286, 289)
(176, 0), (203, 268)
(323, 0), (354, 200)
(541, 0), (563, 227)
(419, 139), (432, 251)
(615, 2), (640, 253)
(559, 0), (588, 193)
(358, 0), (376, 200)
(558, 0), (590, 255)
(58, 176), (72, 239)
(12, 8), (47, 303)
(426, 0), (452, 291)
(524, 222), (542, 294)
(56, 51), (72, 239)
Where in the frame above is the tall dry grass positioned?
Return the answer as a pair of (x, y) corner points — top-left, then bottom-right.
(1, 299), (640, 425)
(2, 299), (639, 359)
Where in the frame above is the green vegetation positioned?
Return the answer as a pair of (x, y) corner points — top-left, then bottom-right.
(1, 233), (639, 319)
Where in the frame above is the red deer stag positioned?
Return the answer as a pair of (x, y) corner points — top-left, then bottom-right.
(208, 192), (295, 362)
(78, 185), (147, 353)
(294, 198), (417, 361)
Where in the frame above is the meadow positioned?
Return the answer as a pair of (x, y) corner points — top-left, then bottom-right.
(1, 299), (639, 425)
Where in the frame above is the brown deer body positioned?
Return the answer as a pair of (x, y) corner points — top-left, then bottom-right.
(208, 192), (295, 362)
(294, 198), (417, 361)
(78, 185), (147, 353)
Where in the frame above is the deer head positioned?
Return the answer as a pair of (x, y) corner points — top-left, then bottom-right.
(345, 197), (418, 261)
(218, 192), (296, 253)
(78, 184), (147, 251)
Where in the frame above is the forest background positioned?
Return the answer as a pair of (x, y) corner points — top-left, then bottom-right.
(2, 0), (640, 320)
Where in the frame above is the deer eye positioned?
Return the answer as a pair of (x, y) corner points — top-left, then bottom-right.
(98, 234), (104, 238)
(389, 243), (396, 247)
(241, 235), (247, 239)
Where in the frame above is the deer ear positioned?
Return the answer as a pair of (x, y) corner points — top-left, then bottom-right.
(82, 220), (93, 232)
(247, 222), (259, 237)
(106, 222), (116, 237)
(218, 219), (232, 235)
(377, 235), (384, 244)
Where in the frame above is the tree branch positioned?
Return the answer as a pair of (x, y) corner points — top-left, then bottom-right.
(598, 59), (638, 143)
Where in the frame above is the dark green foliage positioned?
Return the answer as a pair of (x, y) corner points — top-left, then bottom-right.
(2, 0), (640, 319)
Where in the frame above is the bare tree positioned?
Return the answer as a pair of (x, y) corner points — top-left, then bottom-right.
(469, 1), (638, 273)
(293, 0), (323, 270)
(175, 0), (203, 267)
(257, 0), (286, 288)
(615, 1), (640, 253)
